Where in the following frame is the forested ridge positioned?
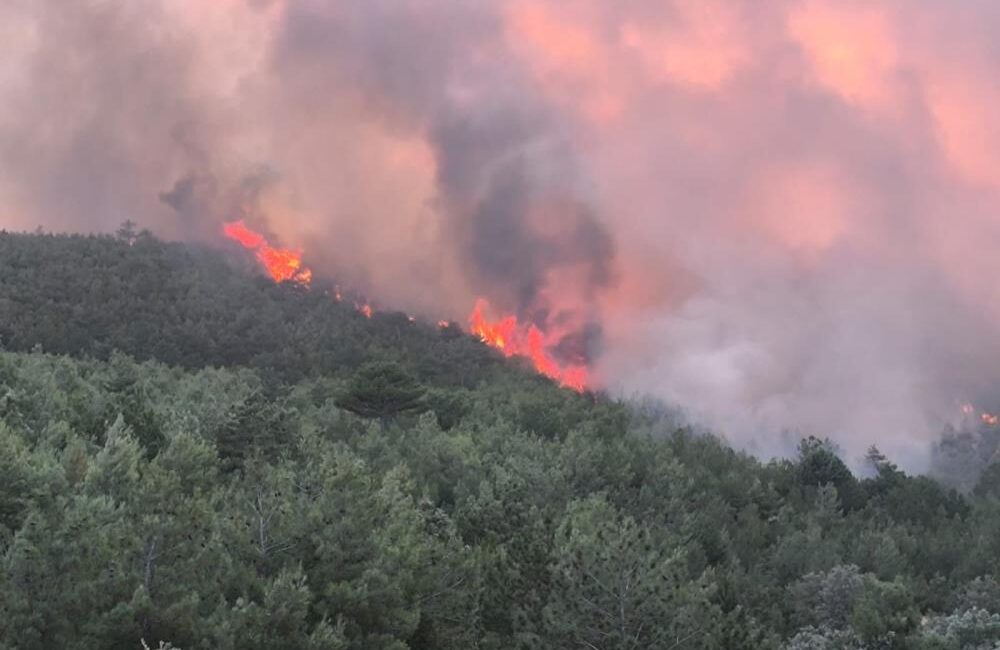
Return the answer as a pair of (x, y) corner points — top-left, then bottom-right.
(2, 230), (1000, 649)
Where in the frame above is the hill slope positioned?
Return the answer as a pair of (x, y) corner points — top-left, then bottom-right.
(0, 229), (525, 388)
(2, 230), (1000, 649)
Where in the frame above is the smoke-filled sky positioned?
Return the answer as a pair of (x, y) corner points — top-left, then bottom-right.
(3, 0), (1000, 468)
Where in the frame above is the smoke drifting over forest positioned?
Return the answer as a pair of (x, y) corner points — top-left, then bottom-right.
(3, 0), (1000, 468)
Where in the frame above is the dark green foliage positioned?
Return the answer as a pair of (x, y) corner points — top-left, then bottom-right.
(1, 346), (999, 648)
(796, 437), (866, 512)
(424, 388), (471, 430)
(336, 361), (426, 422)
(1, 231), (1000, 648)
(973, 463), (1000, 499)
(215, 387), (294, 472)
(100, 353), (166, 456)
(537, 495), (716, 649)
(0, 230), (514, 390)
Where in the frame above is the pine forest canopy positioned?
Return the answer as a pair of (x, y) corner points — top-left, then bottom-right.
(1, 229), (1000, 649)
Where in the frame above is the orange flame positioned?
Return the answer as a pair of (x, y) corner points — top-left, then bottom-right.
(223, 220), (312, 285)
(222, 223), (591, 390)
(468, 298), (589, 391)
(222, 220), (265, 249)
(960, 403), (999, 427)
(469, 299), (519, 354)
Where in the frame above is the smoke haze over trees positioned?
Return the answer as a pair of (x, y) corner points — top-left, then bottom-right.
(4, 1), (1000, 466)
(6, 0), (1000, 644)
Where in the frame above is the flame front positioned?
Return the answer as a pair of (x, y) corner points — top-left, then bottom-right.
(223, 223), (591, 390)
(223, 220), (312, 285)
(468, 298), (589, 391)
(469, 299), (518, 354)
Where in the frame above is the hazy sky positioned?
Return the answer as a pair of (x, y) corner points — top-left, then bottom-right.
(3, 0), (1000, 467)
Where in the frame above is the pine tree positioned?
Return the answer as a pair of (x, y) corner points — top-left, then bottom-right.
(336, 362), (426, 424)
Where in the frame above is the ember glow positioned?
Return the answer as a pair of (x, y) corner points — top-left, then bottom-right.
(223, 221), (312, 285)
(959, 403), (999, 428)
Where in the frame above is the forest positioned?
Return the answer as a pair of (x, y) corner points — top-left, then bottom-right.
(2, 229), (1000, 649)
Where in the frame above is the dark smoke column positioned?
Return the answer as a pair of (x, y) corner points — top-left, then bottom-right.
(275, 0), (617, 365)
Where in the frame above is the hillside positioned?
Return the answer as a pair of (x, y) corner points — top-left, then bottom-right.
(0, 229), (523, 389)
(2, 231), (1000, 649)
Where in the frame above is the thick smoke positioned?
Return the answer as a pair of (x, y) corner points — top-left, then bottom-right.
(3, 0), (1000, 468)
(271, 0), (615, 344)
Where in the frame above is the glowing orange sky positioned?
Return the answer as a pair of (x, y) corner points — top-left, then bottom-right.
(4, 0), (1000, 467)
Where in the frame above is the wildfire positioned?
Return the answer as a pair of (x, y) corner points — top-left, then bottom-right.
(223, 220), (312, 285)
(960, 403), (999, 427)
(468, 298), (589, 391)
(222, 223), (591, 391)
(469, 299), (518, 353)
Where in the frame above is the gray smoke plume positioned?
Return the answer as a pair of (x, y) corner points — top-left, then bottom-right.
(273, 0), (616, 330)
(4, 0), (1000, 470)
